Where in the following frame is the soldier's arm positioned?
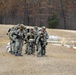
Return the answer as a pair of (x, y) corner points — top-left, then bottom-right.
(46, 31), (49, 39)
(9, 32), (14, 41)
(25, 33), (30, 42)
(44, 36), (48, 46)
(23, 30), (27, 38)
(36, 36), (40, 45)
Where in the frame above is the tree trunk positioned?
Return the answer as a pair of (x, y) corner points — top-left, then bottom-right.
(60, 0), (66, 29)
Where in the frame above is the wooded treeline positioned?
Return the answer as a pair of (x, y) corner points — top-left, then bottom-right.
(0, 0), (76, 29)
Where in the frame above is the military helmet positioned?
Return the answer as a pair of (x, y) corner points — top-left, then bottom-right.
(34, 26), (38, 29)
(30, 28), (34, 31)
(20, 24), (24, 29)
(42, 26), (46, 29)
(30, 28), (33, 30)
(20, 24), (25, 27)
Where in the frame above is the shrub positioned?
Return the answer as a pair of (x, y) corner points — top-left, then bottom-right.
(48, 14), (59, 28)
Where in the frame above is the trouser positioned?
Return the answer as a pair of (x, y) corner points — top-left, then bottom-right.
(26, 42), (35, 55)
(37, 45), (46, 56)
(15, 39), (23, 55)
(42, 46), (46, 55)
(10, 41), (12, 52)
(25, 43), (29, 54)
(12, 42), (15, 53)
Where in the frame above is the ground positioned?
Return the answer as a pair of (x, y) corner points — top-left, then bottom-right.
(0, 25), (76, 75)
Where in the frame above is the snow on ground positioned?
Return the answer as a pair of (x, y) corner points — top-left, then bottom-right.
(48, 35), (76, 49)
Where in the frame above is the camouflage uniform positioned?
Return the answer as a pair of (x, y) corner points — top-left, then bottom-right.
(15, 25), (25, 56)
(41, 26), (49, 55)
(25, 29), (35, 55)
(9, 28), (17, 54)
(7, 27), (15, 53)
(36, 32), (47, 57)
(36, 26), (48, 56)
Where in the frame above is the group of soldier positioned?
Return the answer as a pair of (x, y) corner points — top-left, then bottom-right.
(7, 24), (49, 57)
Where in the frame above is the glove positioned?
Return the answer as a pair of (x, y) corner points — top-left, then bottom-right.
(46, 42), (48, 45)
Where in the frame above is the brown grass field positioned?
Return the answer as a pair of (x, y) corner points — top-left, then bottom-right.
(0, 25), (76, 75)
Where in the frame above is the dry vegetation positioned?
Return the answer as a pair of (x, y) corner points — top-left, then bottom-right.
(0, 25), (76, 75)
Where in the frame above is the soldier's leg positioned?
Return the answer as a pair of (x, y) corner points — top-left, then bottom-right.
(10, 41), (13, 53)
(43, 46), (46, 55)
(25, 44), (27, 54)
(30, 42), (33, 54)
(18, 41), (23, 56)
(11, 43), (15, 54)
(27, 43), (31, 55)
(37, 45), (42, 57)
(29, 42), (34, 55)
(15, 41), (19, 55)
(26, 43), (29, 54)
(33, 43), (35, 54)
(13, 43), (16, 53)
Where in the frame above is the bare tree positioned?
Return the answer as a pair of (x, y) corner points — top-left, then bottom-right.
(60, 0), (67, 29)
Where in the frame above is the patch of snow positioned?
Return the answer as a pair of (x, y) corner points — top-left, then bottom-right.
(53, 44), (62, 46)
(73, 47), (76, 49)
(48, 35), (76, 49)
(49, 35), (61, 41)
(6, 42), (11, 52)
(64, 44), (70, 48)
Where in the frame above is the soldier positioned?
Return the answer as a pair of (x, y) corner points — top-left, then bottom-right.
(9, 26), (17, 54)
(25, 28), (30, 54)
(36, 32), (47, 57)
(7, 27), (15, 53)
(25, 28), (35, 55)
(36, 26), (48, 56)
(15, 25), (25, 56)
